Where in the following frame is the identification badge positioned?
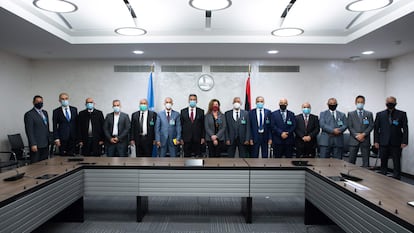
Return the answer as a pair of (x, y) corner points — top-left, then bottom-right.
(241, 119), (246, 124)
(266, 119), (270, 124)
(169, 119), (175, 125)
(286, 120), (292, 125)
(337, 120), (343, 126)
(392, 120), (399, 126)
(149, 120), (154, 126)
(363, 119), (369, 125)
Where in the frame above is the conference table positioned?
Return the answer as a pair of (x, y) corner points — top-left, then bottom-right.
(0, 157), (414, 233)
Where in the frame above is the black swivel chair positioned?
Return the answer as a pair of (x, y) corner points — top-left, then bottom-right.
(7, 134), (30, 165)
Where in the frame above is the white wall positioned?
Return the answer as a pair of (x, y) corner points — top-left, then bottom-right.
(386, 52), (414, 175)
(0, 51), (32, 152)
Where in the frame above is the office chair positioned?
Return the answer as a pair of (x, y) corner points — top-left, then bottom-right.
(7, 134), (30, 164)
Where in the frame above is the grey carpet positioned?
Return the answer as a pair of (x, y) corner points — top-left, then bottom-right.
(33, 196), (344, 233)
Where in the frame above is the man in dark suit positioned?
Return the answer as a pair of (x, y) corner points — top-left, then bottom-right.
(271, 98), (296, 158)
(225, 97), (251, 158)
(319, 98), (347, 159)
(249, 96), (272, 158)
(374, 96), (408, 180)
(53, 93), (78, 156)
(347, 95), (374, 167)
(103, 100), (131, 157)
(294, 102), (320, 158)
(130, 98), (157, 157)
(155, 97), (181, 157)
(78, 97), (105, 156)
(180, 94), (205, 157)
(24, 95), (50, 163)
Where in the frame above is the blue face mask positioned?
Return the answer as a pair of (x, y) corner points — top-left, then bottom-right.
(86, 103), (94, 110)
(113, 106), (120, 113)
(256, 102), (264, 109)
(61, 100), (69, 107)
(189, 100), (197, 108)
(302, 108), (311, 115)
(139, 104), (148, 111)
(356, 103), (364, 110)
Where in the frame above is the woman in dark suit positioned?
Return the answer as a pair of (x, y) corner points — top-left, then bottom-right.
(204, 99), (227, 157)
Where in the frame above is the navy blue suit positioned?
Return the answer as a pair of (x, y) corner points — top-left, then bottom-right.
(271, 109), (296, 158)
(53, 106), (78, 156)
(249, 108), (272, 158)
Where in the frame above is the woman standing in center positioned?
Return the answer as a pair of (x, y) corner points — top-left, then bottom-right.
(205, 99), (227, 157)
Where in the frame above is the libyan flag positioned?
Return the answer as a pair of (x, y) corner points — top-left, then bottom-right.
(245, 76), (251, 110)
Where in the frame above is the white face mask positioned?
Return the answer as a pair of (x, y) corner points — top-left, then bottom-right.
(165, 103), (172, 110)
(233, 102), (241, 110)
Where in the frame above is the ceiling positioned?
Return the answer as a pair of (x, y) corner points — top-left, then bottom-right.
(1, 0), (414, 60)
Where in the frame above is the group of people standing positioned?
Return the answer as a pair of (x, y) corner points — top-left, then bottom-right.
(24, 93), (408, 179)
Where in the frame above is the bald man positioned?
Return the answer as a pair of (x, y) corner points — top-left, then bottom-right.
(271, 98), (296, 158)
(294, 102), (320, 158)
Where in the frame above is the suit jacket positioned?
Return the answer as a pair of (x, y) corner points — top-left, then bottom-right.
(155, 110), (182, 145)
(347, 110), (374, 146)
(78, 109), (105, 143)
(103, 112), (131, 143)
(180, 107), (205, 142)
(130, 110), (157, 141)
(319, 110), (347, 147)
(204, 112), (226, 141)
(224, 109), (251, 143)
(24, 108), (50, 148)
(374, 109), (408, 146)
(271, 109), (296, 145)
(294, 113), (320, 146)
(249, 108), (272, 143)
(53, 106), (78, 141)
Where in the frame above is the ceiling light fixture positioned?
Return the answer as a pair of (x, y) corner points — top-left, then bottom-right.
(346, 0), (393, 12)
(362, 50), (375, 55)
(132, 50), (144, 55)
(115, 0), (147, 36)
(33, 0), (77, 13)
(271, 28), (304, 37)
(189, 0), (232, 11)
(267, 50), (279, 54)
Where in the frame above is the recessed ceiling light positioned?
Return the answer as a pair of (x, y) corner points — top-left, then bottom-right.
(189, 0), (232, 11)
(362, 51), (375, 55)
(132, 50), (144, 55)
(33, 0), (78, 13)
(115, 27), (147, 36)
(267, 50), (279, 54)
(271, 28), (304, 37)
(346, 0), (393, 12)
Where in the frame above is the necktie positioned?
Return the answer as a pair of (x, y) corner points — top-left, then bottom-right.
(190, 109), (194, 122)
(358, 111), (363, 121)
(167, 111), (170, 122)
(331, 111), (336, 121)
(236, 111), (239, 121)
(139, 112), (144, 134)
(65, 108), (70, 121)
(38, 110), (47, 125)
(259, 110), (263, 130)
(305, 115), (308, 127)
(282, 111), (286, 122)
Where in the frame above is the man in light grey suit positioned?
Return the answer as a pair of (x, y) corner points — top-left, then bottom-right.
(225, 97), (251, 158)
(319, 98), (348, 159)
(103, 100), (130, 157)
(24, 95), (50, 163)
(156, 97), (182, 157)
(347, 95), (374, 167)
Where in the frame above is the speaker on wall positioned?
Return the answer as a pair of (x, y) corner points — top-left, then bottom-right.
(378, 59), (390, 72)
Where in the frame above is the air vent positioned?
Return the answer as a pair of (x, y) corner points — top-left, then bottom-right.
(259, 65), (300, 73)
(210, 65), (249, 73)
(114, 65), (151, 72)
(161, 65), (202, 72)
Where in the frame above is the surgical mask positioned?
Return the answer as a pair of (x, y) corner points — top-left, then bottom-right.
(139, 104), (148, 111)
(61, 100), (69, 107)
(386, 102), (396, 109)
(212, 106), (219, 111)
(256, 103), (264, 109)
(113, 106), (120, 113)
(328, 104), (337, 111)
(356, 103), (364, 110)
(86, 103), (94, 110)
(302, 108), (311, 115)
(233, 102), (241, 110)
(34, 102), (43, 109)
(165, 103), (172, 110)
(279, 105), (287, 111)
(189, 100), (197, 108)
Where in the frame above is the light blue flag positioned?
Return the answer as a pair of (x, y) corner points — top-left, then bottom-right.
(147, 72), (154, 111)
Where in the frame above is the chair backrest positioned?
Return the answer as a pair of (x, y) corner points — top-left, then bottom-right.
(8, 134), (25, 160)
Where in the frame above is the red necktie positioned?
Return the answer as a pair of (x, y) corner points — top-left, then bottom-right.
(190, 109), (194, 122)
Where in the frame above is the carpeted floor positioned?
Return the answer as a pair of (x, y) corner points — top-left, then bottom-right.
(34, 196), (344, 233)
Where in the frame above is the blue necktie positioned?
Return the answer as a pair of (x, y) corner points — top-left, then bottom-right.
(65, 108), (70, 121)
(259, 110), (263, 130)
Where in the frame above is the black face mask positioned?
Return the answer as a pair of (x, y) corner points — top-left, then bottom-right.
(279, 105), (287, 111)
(386, 102), (396, 110)
(328, 104), (337, 111)
(34, 102), (43, 109)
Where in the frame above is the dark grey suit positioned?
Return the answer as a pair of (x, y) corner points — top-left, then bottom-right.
(24, 108), (50, 163)
(103, 112), (130, 157)
(319, 110), (348, 159)
(205, 112), (226, 157)
(347, 110), (374, 167)
(224, 109), (251, 157)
